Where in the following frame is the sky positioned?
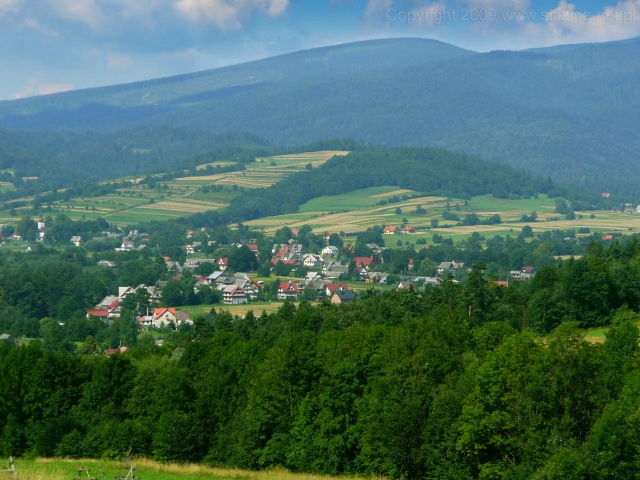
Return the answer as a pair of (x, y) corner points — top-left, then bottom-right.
(1, 0), (639, 100)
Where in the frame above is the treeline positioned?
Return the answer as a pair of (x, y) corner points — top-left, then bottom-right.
(3, 241), (640, 478)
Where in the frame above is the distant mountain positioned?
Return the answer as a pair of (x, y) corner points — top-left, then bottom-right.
(1, 37), (640, 195)
(0, 38), (474, 130)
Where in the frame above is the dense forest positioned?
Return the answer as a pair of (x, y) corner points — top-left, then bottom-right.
(3, 239), (640, 479)
(0, 128), (269, 202)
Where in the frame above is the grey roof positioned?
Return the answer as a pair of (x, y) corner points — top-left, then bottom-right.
(333, 290), (355, 301)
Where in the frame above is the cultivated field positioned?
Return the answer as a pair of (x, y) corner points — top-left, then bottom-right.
(11, 458), (361, 480)
(242, 187), (640, 246)
(0, 151), (348, 227)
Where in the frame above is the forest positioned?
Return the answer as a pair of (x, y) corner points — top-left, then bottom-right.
(2, 239), (640, 479)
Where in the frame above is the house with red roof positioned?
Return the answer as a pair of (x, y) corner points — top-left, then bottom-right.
(107, 301), (121, 318)
(354, 257), (375, 268)
(290, 228), (300, 237)
(152, 307), (177, 328)
(86, 309), (109, 323)
(383, 226), (398, 235)
(402, 225), (416, 234)
(325, 283), (349, 297)
(408, 258), (415, 270)
(277, 281), (299, 301)
(223, 285), (248, 305)
(217, 257), (229, 271)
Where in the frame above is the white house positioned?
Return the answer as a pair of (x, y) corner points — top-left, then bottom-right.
(322, 246), (339, 257)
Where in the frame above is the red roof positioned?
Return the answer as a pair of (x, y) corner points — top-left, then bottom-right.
(217, 257), (228, 266)
(247, 244), (259, 252)
(402, 225), (415, 232)
(87, 309), (108, 317)
(408, 259), (414, 265)
(326, 283), (349, 293)
(171, 275), (182, 281)
(107, 301), (120, 310)
(354, 257), (374, 267)
(383, 226), (398, 233)
(290, 228), (300, 235)
(495, 281), (509, 287)
(153, 307), (176, 318)
(522, 266), (536, 273)
(602, 235), (614, 241)
(279, 281), (299, 293)
(271, 258), (296, 265)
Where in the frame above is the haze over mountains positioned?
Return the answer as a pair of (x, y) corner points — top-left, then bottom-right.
(1, 37), (640, 196)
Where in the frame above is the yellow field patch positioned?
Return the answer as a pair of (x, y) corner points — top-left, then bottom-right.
(369, 189), (415, 198)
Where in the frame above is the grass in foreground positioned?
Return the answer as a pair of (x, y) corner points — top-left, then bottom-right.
(10, 458), (365, 480)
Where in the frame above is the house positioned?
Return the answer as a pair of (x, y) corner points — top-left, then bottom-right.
(323, 263), (349, 280)
(247, 244), (259, 254)
(396, 281), (415, 291)
(511, 266), (537, 281)
(366, 243), (385, 255)
(86, 309), (109, 323)
(175, 310), (193, 326)
(186, 229), (195, 238)
(152, 308), (177, 328)
(217, 257), (229, 271)
(331, 290), (355, 304)
(601, 192), (610, 198)
(70, 236), (83, 247)
(223, 285), (249, 305)
(37, 215), (48, 242)
(184, 244), (196, 254)
(138, 316), (153, 328)
(495, 280), (509, 287)
(105, 346), (129, 357)
(207, 271), (225, 284)
(322, 246), (339, 257)
(303, 254), (324, 267)
(97, 260), (116, 268)
(602, 234), (614, 241)
(324, 231), (338, 240)
(0, 333), (18, 346)
(355, 266), (368, 281)
(290, 228), (300, 237)
(107, 301), (121, 318)
(10, 233), (22, 241)
(408, 258), (415, 270)
(366, 272), (389, 284)
(325, 283), (349, 297)
(437, 262), (454, 275)
(353, 257), (375, 268)
(383, 226), (399, 235)
(402, 225), (416, 234)
(277, 281), (299, 301)
(118, 286), (136, 298)
(116, 238), (135, 251)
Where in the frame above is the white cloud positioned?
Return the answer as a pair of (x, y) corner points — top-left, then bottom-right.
(47, 0), (105, 30)
(465, 0), (531, 11)
(11, 79), (74, 99)
(107, 52), (133, 69)
(175, 0), (291, 29)
(365, 0), (393, 21)
(0, 0), (19, 16)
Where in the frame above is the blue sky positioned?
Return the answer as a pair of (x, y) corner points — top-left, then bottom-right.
(0, 0), (638, 100)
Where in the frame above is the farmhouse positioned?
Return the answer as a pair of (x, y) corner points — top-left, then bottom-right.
(303, 254), (324, 267)
(152, 307), (177, 328)
(325, 283), (349, 297)
(383, 226), (399, 235)
(217, 257), (229, 270)
(402, 225), (416, 234)
(70, 236), (83, 247)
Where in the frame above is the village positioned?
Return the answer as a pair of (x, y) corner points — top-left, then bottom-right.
(81, 223), (538, 334)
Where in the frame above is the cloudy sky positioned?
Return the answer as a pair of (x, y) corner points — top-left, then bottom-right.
(1, 0), (639, 100)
